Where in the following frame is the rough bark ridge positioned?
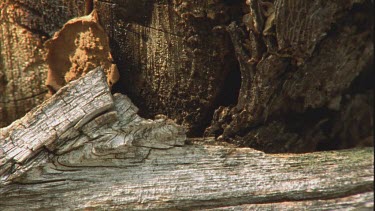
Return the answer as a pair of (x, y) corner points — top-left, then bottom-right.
(206, 0), (374, 152)
(1, 0), (373, 152)
(0, 68), (373, 210)
(0, 0), (86, 127)
(94, 0), (373, 152)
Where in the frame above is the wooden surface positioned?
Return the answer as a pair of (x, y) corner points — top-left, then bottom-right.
(207, 0), (374, 152)
(0, 68), (373, 210)
(0, 0), (86, 127)
(1, 0), (373, 153)
(93, 0), (373, 152)
(95, 0), (240, 135)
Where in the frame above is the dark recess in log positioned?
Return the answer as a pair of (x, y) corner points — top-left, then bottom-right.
(94, 0), (374, 152)
(96, 0), (244, 137)
(206, 0), (374, 152)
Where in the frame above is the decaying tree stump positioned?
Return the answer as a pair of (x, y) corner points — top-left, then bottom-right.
(95, 0), (241, 136)
(1, 0), (373, 152)
(0, 68), (373, 210)
(94, 0), (373, 152)
(213, 0), (374, 152)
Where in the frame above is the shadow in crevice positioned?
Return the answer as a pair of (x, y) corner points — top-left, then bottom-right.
(216, 63), (242, 107)
(190, 59), (242, 138)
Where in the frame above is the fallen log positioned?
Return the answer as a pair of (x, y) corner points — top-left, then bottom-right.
(0, 68), (373, 210)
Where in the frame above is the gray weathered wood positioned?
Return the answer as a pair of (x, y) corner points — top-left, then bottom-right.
(0, 67), (113, 181)
(0, 68), (373, 210)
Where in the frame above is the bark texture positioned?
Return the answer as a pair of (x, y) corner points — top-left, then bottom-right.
(0, 68), (373, 210)
(95, 0), (241, 135)
(212, 0), (374, 152)
(1, 0), (373, 152)
(0, 0), (86, 127)
(93, 0), (373, 152)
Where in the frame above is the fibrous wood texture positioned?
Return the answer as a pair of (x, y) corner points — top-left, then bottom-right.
(93, 0), (373, 152)
(0, 67), (113, 178)
(1, 0), (373, 152)
(206, 0), (374, 152)
(0, 68), (373, 210)
(0, 0), (86, 127)
(95, 0), (240, 135)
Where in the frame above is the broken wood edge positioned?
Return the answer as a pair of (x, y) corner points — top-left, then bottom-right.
(0, 67), (114, 182)
(0, 67), (373, 209)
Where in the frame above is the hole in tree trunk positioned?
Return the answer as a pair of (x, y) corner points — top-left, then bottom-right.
(215, 63), (241, 107)
(190, 60), (242, 137)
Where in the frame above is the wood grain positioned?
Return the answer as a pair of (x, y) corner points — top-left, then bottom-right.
(0, 68), (372, 210)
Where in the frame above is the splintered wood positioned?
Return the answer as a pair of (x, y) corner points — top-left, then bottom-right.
(0, 68), (373, 210)
(0, 67), (113, 179)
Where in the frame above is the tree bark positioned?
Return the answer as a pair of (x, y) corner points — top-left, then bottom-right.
(1, 0), (373, 152)
(94, 0), (373, 152)
(0, 0), (86, 127)
(1, 68), (373, 210)
(1, 1), (373, 209)
(95, 0), (241, 136)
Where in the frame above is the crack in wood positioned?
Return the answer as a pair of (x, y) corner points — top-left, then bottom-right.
(0, 67), (372, 209)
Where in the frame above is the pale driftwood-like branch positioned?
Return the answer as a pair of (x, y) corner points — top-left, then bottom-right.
(0, 67), (113, 180)
(0, 68), (373, 210)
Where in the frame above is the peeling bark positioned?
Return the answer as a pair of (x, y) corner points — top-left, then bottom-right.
(45, 10), (119, 94)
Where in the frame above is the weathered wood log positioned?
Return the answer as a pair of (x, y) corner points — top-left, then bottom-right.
(0, 68), (373, 210)
(1, 0), (373, 152)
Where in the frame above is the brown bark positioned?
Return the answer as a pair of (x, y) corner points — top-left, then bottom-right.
(214, 0), (374, 152)
(0, 0), (86, 127)
(94, 0), (373, 152)
(0, 1), (373, 208)
(95, 0), (241, 135)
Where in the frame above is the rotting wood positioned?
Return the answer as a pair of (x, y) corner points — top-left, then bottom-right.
(92, 0), (373, 152)
(1, 0), (373, 153)
(45, 10), (119, 94)
(0, 67), (373, 210)
(95, 0), (240, 135)
(0, 67), (113, 179)
(0, 0), (86, 127)
(205, 0), (374, 152)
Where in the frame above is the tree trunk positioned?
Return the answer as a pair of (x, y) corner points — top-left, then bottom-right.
(95, 0), (241, 136)
(94, 0), (373, 152)
(0, 0), (374, 209)
(0, 0), (86, 127)
(1, 68), (373, 210)
(1, 0), (373, 152)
